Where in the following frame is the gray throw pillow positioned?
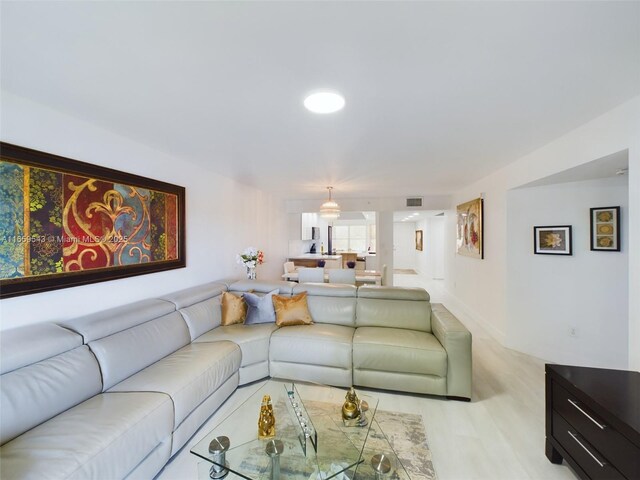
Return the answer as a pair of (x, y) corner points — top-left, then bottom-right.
(243, 289), (278, 324)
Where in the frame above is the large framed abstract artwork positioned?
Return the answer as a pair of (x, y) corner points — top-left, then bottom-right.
(0, 142), (186, 298)
(456, 197), (483, 259)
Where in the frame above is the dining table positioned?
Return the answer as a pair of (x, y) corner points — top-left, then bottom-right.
(282, 269), (382, 286)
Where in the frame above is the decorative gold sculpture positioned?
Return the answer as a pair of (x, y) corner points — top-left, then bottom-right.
(342, 387), (367, 427)
(258, 395), (276, 439)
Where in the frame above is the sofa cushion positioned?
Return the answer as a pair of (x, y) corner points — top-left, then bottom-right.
(88, 310), (191, 391)
(353, 327), (447, 377)
(269, 324), (354, 369)
(193, 323), (278, 368)
(108, 341), (241, 428)
(221, 292), (247, 326)
(273, 292), (313, 326)
(0, 323), (83, 375)
(60, 298), (176, 343)
(356, 286), (431, 332)
(293, 284), (357, 327)
(243, 290), (278, 324)
(179, 297), (222, 341)
(0, 391), (173, 480)
(1, 345), (102, 446)
(229, 279), (296, 295)
(161, 282), (227, 310)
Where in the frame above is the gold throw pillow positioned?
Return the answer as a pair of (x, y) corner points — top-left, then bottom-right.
(221, 292), (247, 326)
(272, 292), (314, 327)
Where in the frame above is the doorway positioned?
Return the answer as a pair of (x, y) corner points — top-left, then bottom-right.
(392, 211), (446, 301)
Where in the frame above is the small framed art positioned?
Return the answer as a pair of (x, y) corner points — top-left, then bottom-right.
(590, 206), (620, 251)
(415, 230), (423, 251)
(534, 225), (572, 255)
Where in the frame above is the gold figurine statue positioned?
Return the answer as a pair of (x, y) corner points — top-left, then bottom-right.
(258, 395), (276, 439)
(342, 387), (367, 426)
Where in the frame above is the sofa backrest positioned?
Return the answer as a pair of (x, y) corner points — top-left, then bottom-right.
(60, 298), (190, 390)
(162, 282), (227, 341)
(356, 286), (431, 332)
(0, 323), (102, 445)
(293, 283), (357, 327)
(229, 279), (296, 296)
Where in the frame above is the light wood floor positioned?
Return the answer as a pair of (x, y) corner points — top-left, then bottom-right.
(156, 276), (578, 480)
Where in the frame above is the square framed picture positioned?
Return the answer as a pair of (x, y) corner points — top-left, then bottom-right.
(590, 206), (620, 251)
(534, 225), (572, 255)
(415, 230), (423, 251)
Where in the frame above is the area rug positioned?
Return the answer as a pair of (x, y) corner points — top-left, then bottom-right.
(393, 269), (418, 275)
(234, 400), (437, 479)
(306, 401), (437, 480)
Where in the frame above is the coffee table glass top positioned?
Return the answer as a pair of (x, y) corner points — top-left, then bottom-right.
(191, 380), (382, 479)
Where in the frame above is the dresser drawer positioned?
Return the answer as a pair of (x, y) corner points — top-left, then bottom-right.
(553, 383), (640, 479)
(553, 412), (624, 480)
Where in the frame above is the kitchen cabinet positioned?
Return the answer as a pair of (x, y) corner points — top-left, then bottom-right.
(301, 213), (319, 240)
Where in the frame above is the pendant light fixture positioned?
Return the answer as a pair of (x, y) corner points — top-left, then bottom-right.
(319, 186), (340, 219)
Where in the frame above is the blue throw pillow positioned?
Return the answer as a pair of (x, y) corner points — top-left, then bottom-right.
(243, 289), (278, 324)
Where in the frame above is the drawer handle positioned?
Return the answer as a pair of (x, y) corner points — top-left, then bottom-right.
(568, 399), (606, 430)
(567, 430), (607, 468)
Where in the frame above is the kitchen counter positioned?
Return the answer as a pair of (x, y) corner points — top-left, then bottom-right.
(288, 254), (342, 269)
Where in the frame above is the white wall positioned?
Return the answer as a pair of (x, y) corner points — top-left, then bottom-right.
(0, 92), (288, 330)
(393, 222), (417, 269)
(506, 177), (629, 368)
(416, 217), (445, 279)
(446, 95), (640, 369)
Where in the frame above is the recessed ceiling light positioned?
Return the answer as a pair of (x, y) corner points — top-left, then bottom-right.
(304, 91), (345, 114)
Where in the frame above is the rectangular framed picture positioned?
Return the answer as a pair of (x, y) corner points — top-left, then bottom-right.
(533, 225), (572, 255)
(590, 206), (620, 251)
(0, 142), (186, 298)
(415, 230), (423, 251)
(456, 197), (483, 259)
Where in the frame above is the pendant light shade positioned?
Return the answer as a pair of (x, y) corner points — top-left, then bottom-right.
(319, 187), (340, 219)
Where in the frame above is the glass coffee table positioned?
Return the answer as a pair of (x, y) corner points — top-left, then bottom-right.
(191, 380), (410, 479)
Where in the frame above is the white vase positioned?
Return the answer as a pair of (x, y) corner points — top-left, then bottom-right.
(246, 267), (256, 280)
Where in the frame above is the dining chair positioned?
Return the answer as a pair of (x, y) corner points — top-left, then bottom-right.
(328, 268), (356, 285)
(283, 261), (297, 277)
(297, 267), (325, 283)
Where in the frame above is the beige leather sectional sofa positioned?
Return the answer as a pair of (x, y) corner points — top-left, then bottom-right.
(0, 279), (471, 479)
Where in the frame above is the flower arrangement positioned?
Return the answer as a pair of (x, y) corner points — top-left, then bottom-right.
(237, 247), (264, 279)
(237, 247), (264, 269)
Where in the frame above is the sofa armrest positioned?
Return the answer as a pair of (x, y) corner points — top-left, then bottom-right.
(431, 304), (472, 400)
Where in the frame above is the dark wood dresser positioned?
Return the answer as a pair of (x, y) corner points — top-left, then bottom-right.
(545, 364), (640, 480)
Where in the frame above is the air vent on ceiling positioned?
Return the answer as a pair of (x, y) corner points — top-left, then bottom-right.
(435, 212), (444, 216)
(406, 197), (423, 207)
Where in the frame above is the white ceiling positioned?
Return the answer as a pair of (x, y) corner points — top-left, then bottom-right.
(519, 150), (629, 189)
(2, 2), (639, 200)
(393, 211), (444, 222)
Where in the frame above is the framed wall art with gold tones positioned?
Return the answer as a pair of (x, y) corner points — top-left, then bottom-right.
(590, 207), (620, 252)
(533, 225), (572, 255)
(0, 142), (186, 298)
(456, 197), (483, 259)
(415, 229), (423, 251)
